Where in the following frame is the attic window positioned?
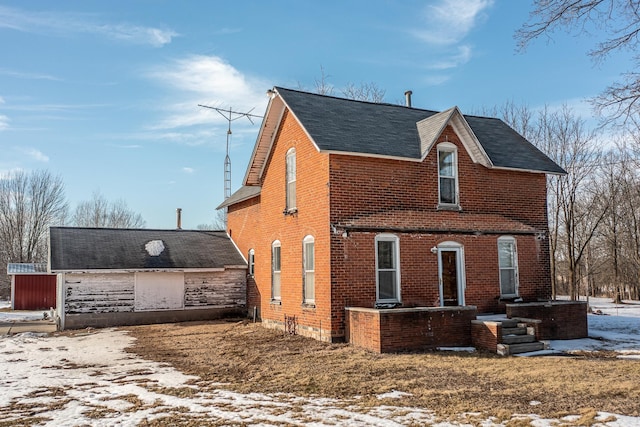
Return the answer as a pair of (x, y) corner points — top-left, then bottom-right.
(145, 240), (165, 256)
(437, 142), (459, 207)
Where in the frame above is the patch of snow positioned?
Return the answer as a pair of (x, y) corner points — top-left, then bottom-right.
(144, 239), (165, 256)
(436, 346), (476, 352)
(0, 309), (48, 322)
(376, 390), (413, 399)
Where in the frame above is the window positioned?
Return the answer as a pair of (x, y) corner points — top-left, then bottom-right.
(271, 241), (281, 300)
(438, 143), (458, 206)
(248, 249), (255, 276)
(375, 234), (401, 303)
(286, 148), (296, 211)
(303, 235), (315, 304)
(498, 236), (519, 297)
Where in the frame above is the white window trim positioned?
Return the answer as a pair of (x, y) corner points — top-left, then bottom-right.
(375, 233), (401, 304)
(248, 249), (255, 276)
(437, 142), (459, 208)
(498, 236), (519, 297)
(271, 240), (281, 301)
(303, 235), (315, 304)
(285, 148), (297, 212)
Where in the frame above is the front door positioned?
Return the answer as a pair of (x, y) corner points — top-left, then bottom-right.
(438, 246), (465, 306)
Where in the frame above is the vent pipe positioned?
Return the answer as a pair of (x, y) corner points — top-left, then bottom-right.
(404, 90), (413, 107)
(176, 208), (182, 230)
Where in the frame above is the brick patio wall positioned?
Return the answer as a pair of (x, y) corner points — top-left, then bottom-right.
(506, 301), (588, 340)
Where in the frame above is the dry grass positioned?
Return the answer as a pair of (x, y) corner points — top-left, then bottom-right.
(122, 319), (640, 420)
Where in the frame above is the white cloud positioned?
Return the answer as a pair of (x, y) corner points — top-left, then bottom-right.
(23, 148), (49, 162)
(182, 167), (195, 174)
(427, 45), (472, 70)
(0, 68), (61, 81)
(0, 114), (9, 130)
(147, 55), (269, 131)
(0, 5), (176, 47)
(411, 0), (494, 46)
(0, 96), (4, 104)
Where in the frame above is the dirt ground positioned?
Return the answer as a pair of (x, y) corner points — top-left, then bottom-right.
(123, 319), (640, 423)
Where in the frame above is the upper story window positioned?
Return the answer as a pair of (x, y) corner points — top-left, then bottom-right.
(498, 236), (519, 297)
(375, 234), (401, 303)
(303, 235), (315, 304)
(286, 148), (296, 211)
(437, 142), (458, 207)
(248, 249), (255, 276)
(271, 241), (281, 300)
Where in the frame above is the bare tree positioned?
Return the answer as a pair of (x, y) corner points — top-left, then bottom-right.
(341, 82), (386, 103)
(0, 170), (67, 296)
(517, 0), (640, 125)
(72, 191), (145, 228)
(197, 209), (226, 231)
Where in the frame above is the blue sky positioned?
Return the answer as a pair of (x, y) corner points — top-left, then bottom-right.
(0, 1), (628, 229)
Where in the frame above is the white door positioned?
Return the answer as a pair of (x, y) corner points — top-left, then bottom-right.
(135, 272), (184, 311)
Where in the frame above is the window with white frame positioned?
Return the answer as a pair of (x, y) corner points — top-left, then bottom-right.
(271, 241), (281, 300)
(375, 234), (401, 302)
(248, 249), (255, 276)
(303, 235), (315, 304)
(498, 236), (519, 297)
(437, 143), (458, 206)
(286, 148), (296, 211)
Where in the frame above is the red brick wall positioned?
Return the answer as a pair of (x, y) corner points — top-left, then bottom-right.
(346, 306), (477, 353)
(227, 109), (333, 341)
(471, 320), (501, 353)
(506, 301), (588, 340)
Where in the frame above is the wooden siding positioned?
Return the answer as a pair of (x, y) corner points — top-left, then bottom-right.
(65, 273), (135, 314)
(184, 270), (246, 308)
(64, 270), (247, 315)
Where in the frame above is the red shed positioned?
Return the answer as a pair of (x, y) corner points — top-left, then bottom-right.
(7, 263), (57, 310)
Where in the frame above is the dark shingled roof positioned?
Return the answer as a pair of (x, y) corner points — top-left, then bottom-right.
(275, 87), (565, 174)
(49, 227), (246, 271)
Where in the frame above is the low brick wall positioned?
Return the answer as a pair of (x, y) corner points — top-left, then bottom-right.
(506, 301), (588, 340)
(62, 306), (245, 330)
(471, 320), (501, 353)
(345, 306), (477, 353)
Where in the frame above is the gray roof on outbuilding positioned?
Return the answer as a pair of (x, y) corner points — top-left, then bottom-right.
(7, 263), (48, 275)
(217, 185), (261, 210)
(49, 227), (246, 271)
(275, 87), (565, 174)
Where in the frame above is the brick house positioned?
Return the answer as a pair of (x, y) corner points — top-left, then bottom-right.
(219, 87), (565, 350)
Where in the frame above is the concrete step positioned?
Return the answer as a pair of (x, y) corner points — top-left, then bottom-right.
(500, 319), (520, 328)
(497, 341), (545, 356)
(502, 334), (536, 344)
(502, 326), (527, 336)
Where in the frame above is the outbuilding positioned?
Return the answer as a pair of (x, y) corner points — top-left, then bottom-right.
(49, 227), (247, 330)
(7, 263), (57, 310)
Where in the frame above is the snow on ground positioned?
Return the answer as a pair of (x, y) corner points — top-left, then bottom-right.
(0, 297), (639, 426)
(0, 299), (50, 321)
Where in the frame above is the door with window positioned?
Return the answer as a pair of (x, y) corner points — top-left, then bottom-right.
(437, 244), (465, 306)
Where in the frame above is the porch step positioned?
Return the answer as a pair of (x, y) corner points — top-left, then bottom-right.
(502, 326), (527, 336)
(502, 333), (536, 344)
(500, 319), (520, 328)
(497, 341), (545, 356)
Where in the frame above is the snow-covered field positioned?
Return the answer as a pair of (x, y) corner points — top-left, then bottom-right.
(0, 297), (639, 426)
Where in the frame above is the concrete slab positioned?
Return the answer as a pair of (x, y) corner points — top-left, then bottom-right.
(0, 320), (57, 335)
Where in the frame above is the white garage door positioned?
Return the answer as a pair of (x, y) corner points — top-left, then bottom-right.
(134, 272), (184, 311)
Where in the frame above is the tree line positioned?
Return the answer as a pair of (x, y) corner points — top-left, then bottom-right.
(0, 171), (145, 297)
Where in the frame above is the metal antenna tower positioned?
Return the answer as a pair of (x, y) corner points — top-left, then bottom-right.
(198, 104), (262, 222)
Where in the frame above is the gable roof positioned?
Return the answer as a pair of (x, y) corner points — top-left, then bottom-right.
(49, 227), (246, 272)
(7, 263), (48, 275)
(243, 87), (565, 186)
